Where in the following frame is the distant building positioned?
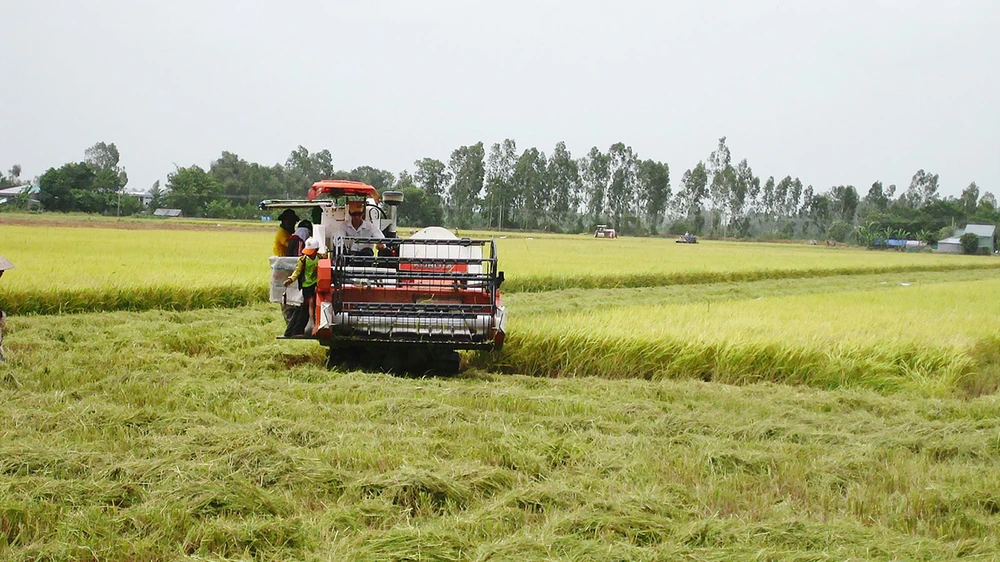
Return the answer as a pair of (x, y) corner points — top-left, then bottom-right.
(153, 208), (183, 218)
(0, 185), (41, 209)
(125, 191), (153, 206)
(935, 224), (996, 254)
(964, 224), (996, 253)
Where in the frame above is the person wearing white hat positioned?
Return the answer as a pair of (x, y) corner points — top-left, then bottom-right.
(0, 256), (13, 363)
(282, 237), (322, 337)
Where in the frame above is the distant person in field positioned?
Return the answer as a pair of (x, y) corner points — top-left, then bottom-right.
(273, 209), (299, 256)
(283, 237), (322, 337)
(285, 220), (313, 257)
(0, 256), (12, 363)
(334, 200), (385, 256)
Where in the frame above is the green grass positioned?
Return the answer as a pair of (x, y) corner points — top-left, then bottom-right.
(3, 306), (1000, 560)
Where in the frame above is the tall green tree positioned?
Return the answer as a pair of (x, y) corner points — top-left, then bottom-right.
(209, 151), (249, 202)
(413, 158), (451, 198)
(675, 161), (709, 232)
(960, 182), (980, 215)
(511, 147), (547, 229)
(165, 165), (222, 217)
(774, 176), (792, 216)
(285, 146), (334, 189)
(806, 193), (832, 234)
(979, 192), (997, 211)
(638, 159), (670, 232)
(729, 159), (759, 236)
(394, 171), (444, 227)
(446, 142), (485, 228)
(607, 143), (639, 232)
(865, 181), (889, 212)
(85, 142), (120, 172)
(547, 141), (580, 219)
(829, 185), (860, 222)
(484, 139), (518, 229)
(580, 147), (610, 223)
(207, 152), (289, 214)
(903, 169), (939, 208)
(788, 178), (803, 217)
(707, 137), (736, 234)
(85, 141), (128, 192)
(760, 176), (776, 217)
(346, 166), (395, 191)
(799, 185), (815, 217)
(1, 164), (22, 188)
(148, 180), (164, 211)
(38, 162), (97, 212)
(397, 186), (444, 227)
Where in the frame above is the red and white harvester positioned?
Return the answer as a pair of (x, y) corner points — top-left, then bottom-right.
(261, 180), (506, 371)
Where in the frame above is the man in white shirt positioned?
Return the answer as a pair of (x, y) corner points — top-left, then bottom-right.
(334, 200), (386, 255)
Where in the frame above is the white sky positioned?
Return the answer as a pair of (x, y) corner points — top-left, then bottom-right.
(1, 0), (997, 197)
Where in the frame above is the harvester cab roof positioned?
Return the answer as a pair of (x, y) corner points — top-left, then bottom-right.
(260, 180), (506, 372)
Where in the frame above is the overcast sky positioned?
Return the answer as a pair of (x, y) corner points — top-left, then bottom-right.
(1, 0), (997, 198)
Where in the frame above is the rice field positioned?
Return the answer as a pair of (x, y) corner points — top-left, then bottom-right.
(494, 275), (1000, 395)
(3, 217), (1000, 559)
(2, 223), (997, 314)
(3, 306), (1000, 560)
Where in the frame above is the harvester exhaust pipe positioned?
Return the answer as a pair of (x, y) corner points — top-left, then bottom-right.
(382, 190), (404, 238)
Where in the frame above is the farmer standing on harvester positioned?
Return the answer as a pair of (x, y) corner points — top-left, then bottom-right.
(0, 255), (13, 363)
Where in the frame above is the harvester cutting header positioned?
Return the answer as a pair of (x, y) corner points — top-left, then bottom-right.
(261, 180), (506, 372)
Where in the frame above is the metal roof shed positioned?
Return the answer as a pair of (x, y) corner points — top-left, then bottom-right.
(153, 208), (183, 218)
(964, 224), (996, 253)
(935, 237), (963, 254)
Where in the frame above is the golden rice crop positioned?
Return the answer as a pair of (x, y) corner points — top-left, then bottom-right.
(4, 305), (1000, 559)
(3, 223), (997, 314)
(0, 225), (268, 290)
(487, 278), (1000, 395)
(496, 235), (993, 281)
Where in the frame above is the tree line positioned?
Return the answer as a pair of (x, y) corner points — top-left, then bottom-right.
(4, 138), (996, 243)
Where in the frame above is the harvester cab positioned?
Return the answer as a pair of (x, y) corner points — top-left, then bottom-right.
(260, 180), (506, 372)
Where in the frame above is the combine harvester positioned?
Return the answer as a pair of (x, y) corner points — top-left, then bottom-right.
(261, 180), (506, 372)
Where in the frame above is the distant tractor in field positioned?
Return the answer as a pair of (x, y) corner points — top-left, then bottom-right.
(595, 225), (617, 239)
(675, 232), (698, 244)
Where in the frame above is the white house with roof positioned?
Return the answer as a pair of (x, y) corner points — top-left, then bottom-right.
(0, 185), (40, 208)
(125, 190), (153, 206)
(936, 224), (996, 254)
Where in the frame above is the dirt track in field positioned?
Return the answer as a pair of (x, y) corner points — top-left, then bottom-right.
(0, 216), (271, 232)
